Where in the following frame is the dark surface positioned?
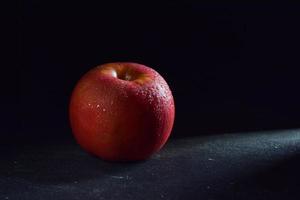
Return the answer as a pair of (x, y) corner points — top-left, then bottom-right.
(1, 129), (300, 200)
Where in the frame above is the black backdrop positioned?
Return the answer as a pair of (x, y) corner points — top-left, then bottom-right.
(16, 2), (300, 142)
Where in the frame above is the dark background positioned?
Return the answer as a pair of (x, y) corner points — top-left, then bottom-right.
(16, 1), (300, 142)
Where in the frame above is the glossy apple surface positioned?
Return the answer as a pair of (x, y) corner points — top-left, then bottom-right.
(69, 62), (175, 161)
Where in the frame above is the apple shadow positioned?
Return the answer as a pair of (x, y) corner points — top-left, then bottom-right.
(0, 139), (143, 186)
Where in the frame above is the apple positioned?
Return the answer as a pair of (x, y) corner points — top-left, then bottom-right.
(69, 62), (175, 161)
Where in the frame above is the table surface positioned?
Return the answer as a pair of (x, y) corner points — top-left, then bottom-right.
(1, 129), (300, 200)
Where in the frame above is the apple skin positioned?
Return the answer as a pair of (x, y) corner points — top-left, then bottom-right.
(69, 62), (175, 161)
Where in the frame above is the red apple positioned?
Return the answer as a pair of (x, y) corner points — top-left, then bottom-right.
(69, 62), (175, 161)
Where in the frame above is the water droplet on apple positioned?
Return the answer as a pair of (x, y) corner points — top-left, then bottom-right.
(96, 104), (100, 108)
(103, 108), (106, 112)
